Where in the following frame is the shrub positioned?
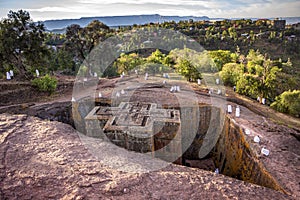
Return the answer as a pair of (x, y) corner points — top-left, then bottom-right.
(219, 63), (244, 86)
(176, 58), (202, 82)
(31, 74), (57, 94)
(271, 90), (300, 117)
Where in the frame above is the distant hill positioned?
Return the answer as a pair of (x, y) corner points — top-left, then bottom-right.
(43, 14), (210, 31)
(42, 15), (300, 33)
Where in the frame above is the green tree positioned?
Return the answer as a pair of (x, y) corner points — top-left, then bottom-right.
(228, 27), (238, 41)
(209, 50), (232, 71)
(49, 48), (76, 74)
(163, 55), (174, 67)
(222, 30), (228, 39)
(147, 49), (165, 64)
(0, 10), (50, 79)
(141, 63), (160, 75)
(219, 63), (244, 86)
(271, 90), (300, 117)
(237, 50), (281, 101)
(64, 20), (110, 73)
(114, 53), (143, 74)
(176, 58), (201, 82)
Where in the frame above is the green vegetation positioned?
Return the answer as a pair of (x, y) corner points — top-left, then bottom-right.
(1, 9), (300, 116)
(114, 53), (143, 74)
(237, 50), (281, 101)
(31, 74), (57, 94)
(271, 90), (300, 117)
(209, 50), (232, 71)
(176, 58), (201, 81)
(0, 10), (50, 79)
(219, 63), (244, 86)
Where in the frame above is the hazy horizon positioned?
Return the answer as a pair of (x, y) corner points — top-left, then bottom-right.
(1, 0), (300, 21)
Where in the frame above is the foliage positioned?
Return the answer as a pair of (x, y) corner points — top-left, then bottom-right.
(271, 90), (300, 117)
(146, 49), (165, 64)
(209, 50), (232, 71)
(114, 53), (143, 74)
(0, 10), (50, 79)
(236, 74), (258, 98)
(236, 50), (281, 101)
(176, 58), (201, 82)
(196, 51), (217, 72)
(163, 55), (174, 67)
(31, 74), (57, 94)
(49, 48), (76, 74)
(1, 9), (299, 98)
(219, 63), (244, 86)
(64, 20), (110, 74)
(65, 20), (110, 62)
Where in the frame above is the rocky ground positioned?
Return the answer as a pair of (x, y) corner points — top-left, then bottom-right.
(0, 114), (292, 199)
(0, 74), (299, 199)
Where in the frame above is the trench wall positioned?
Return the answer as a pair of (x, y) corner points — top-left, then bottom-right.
(213, 116), (286, 193)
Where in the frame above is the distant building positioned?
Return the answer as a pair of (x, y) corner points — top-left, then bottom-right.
(293, 23), (300, 30)
(272, 19), (286, 30)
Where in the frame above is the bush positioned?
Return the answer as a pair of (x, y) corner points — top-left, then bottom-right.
(219, 63), (244, 86)
(271, 90), (300, 117)
(176, 58), (202, 82)
(31, 74), (57, 94)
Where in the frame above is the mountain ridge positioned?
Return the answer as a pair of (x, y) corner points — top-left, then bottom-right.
(43, 14), (209, 30)
(42, 14), (300, 32)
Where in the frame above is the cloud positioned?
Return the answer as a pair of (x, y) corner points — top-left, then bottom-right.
(27, 7), (75, 13)
(77, 0), (212, 6)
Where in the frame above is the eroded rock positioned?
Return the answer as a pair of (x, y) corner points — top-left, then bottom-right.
(0, 114), (292, 199)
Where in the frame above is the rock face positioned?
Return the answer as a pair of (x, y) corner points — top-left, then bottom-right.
(0, 80), (73, 106)
(214, 117), (285, 193)
(0, 114), (291, 199)
(72, 87), (300, 199)
(85, 101), (182, 163)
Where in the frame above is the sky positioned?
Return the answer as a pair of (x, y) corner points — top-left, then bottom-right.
(0, 0), (299, 21)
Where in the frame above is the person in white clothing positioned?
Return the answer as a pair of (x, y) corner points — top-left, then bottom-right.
(235, 106), (240, 117)
(9, 70), (14, 79)
(35, 69), (40, 77)
(227, 105), (232, 114)
(197, 79), (201, 85)
(6, 72), (11, 80)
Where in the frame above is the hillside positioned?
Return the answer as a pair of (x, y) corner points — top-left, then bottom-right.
(43, 14), (210, 30)
(43, 15), (300, 31)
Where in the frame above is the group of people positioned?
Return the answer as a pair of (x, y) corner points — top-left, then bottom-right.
(257, 96), (266, 105)
(6, 69), (40, 80)
(170, 85), (181, 93)
(6, 70), (14, 80)
(227, 104), (241, 117)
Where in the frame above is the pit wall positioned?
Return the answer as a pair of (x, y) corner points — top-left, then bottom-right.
(213, 116), (286, 193)
(182, 105), (212, 159)
(72, 99), (286, 193)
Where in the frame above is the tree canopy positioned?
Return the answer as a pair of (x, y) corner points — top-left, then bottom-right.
(0, 10), (50, 79)
(271, 90), (300, 117)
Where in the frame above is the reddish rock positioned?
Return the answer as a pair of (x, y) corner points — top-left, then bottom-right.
(0, 114), (293, 199)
